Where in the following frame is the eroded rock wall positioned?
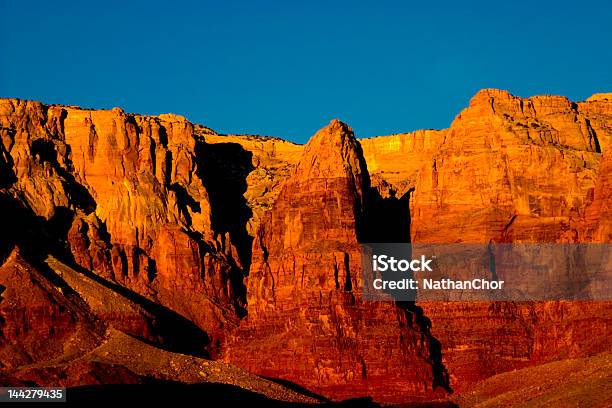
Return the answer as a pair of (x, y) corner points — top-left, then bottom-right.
(224, 120), (448, 402)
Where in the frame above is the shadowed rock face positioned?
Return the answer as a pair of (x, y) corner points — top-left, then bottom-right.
(0, 90), (611, 403)
(0, 249), (104, 370)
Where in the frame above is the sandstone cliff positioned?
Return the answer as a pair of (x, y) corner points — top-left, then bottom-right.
(359, 89), (612, 390)
(0, 89), (611, 403)
(0, 99), (244, 352)
(196, 131), (302, 247)
(360, 129), (445, 198)
(224, 120), (448, 402)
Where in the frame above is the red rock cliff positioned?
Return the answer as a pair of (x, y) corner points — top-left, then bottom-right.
(0, 99), (245, 351)
(1, 90), (610, 402)
(224, 120), (449, 402)
(377, 89), (612, 390)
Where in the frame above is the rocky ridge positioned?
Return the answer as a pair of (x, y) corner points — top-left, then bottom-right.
(224, 119), (449, 402)
(1, 89), (611, 404)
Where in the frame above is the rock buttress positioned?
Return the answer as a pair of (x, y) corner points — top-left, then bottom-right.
(407, 89), (612, 390)
(0, 98), (245, 352)
(224, 120), (448, 403)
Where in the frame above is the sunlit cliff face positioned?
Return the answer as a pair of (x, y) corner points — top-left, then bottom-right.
(0, 90), (610, 404)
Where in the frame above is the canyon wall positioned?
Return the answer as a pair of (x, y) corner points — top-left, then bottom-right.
(1, 90), (611, 402)
(362, 89), (612, 390)
(224, 120), (448, 402)
(360, 129), (445, 198)
(410, 89), (603, 243)
(0, 99), (245, 352)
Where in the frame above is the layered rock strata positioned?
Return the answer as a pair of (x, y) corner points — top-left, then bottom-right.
(0, 99), (245, 351)
(1, 89), (611, 401)
(224, 120), (448, 402)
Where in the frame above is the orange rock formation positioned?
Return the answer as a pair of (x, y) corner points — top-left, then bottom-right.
(224, 120), (448, 402)
(0, 89), (610, 403)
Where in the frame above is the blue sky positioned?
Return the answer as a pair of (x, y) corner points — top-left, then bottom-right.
(1, 0), (611, 143)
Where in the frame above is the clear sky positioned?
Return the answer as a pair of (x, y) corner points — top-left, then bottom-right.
(1, 1), (611, 143)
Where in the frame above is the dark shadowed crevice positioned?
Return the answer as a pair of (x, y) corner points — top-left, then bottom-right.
(333, 262), (340, 290)
(158, 125), (168, 148)
(168, 182), (201, 226)
(146, 257), (157, 282)
(585, 118), (602, 153)
(164, 151), (173, 185)
(343, 252), (353, 291)
(194, 140), (255, 271)
(30, 138), (96, 214)
(357, 154), (452, 394)
(0, 192), (58, 262)
(398, 301), (452, 393)
(0, 158), (15, 188)
(46, 206), (77, 259)
(0, 138), (16, 188)
(87, 124), (99, 161)
(361, 187), (413, 243)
